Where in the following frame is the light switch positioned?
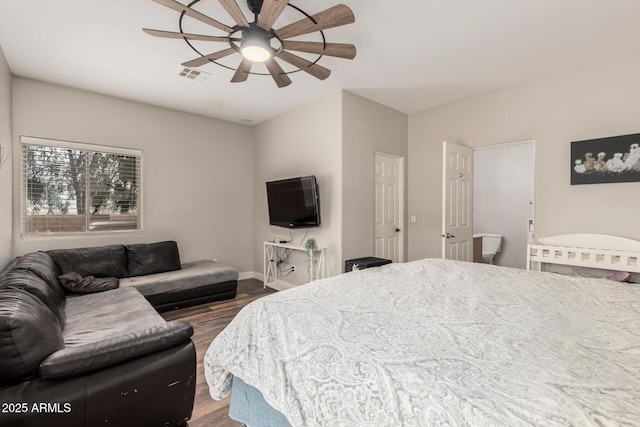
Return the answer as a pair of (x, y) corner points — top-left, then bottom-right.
(410, 215), (416, 223)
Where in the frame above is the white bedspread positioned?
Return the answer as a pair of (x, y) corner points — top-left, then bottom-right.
(205, 258), (640, 426)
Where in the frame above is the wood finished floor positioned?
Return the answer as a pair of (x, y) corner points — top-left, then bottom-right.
(161, 278), (276, 427)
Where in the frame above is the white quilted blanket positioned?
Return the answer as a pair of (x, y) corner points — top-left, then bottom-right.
(204, 258), (640, 426)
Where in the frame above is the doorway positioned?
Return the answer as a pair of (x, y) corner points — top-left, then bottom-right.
(473, 140), (535, 268)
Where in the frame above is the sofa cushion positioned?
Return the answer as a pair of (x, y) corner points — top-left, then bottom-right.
(119, 260), (238, 297)
(12, 252), (64, 295)
(39, 320), (193, 380)
(0, 288), (64, 381)
(0, 269), (66, 327)
(59, 272), (119, 294)
(126, 241), (181, 277)
(48, 244), (128, 278)
(62, 287), (166, 346)
(50, 288), (193, 379)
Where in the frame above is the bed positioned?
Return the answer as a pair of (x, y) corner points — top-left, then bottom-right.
(205, 234), (640, 426)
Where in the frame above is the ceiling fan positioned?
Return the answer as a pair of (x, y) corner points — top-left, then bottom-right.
(143, 0), (356, 88)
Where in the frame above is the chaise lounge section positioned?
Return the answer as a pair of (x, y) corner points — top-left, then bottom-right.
(47, 240), (239, 310)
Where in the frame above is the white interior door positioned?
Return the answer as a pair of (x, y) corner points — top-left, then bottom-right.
(374, 152), (403, 262)
(442, 141), (473, 261)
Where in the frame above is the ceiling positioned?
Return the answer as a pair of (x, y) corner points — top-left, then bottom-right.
(1, 1), (640, 125)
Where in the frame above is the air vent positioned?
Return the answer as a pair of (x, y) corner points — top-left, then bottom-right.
(179, 67), (211, 81)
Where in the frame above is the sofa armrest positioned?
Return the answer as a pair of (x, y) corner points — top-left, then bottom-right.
(38, 320), (193, 380)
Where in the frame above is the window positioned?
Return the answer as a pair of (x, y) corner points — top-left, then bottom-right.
(20, 136), (142, 236)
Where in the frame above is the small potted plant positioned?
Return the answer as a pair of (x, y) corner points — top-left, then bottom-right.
(304, 238), (318, 282)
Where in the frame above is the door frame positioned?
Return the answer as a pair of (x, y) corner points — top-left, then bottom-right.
(373, 151), (405, 262)
(473, 138), (537, 255)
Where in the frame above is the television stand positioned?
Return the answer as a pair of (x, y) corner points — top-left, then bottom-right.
(263, 241), (326, 290)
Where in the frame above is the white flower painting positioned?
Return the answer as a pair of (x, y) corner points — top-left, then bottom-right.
(571, 134), (640, 184)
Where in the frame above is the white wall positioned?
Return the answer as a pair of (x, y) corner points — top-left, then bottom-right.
(253, 93), (343, 283)
(11, 78), (255, 273)
(342, 92), (408, 265)
(409, 52), (640, 260)
(0, 46), (11, 269)
(474, 142), (533, 268)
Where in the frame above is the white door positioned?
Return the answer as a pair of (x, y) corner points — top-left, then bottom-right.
(374, 152), (403, 262)
(442, 141), (473, 261)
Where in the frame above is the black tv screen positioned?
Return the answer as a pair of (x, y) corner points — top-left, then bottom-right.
(266, 176), (320, 228)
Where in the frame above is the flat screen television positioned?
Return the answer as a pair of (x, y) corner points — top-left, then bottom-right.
(266, 175), (320, 228)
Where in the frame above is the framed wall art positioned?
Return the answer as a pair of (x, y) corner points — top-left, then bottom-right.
(571, 133), (640, 185)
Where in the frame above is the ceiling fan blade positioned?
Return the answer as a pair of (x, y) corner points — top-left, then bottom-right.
(151, 0), (233, 33)
(256, 0), (289, 31)
(231, 58), (253, 82)
(275, 4), (355, 40)
(143, 28), (229, 42)
(264, 58), (292, 88)
(282, 41), (356, 59)
(218, 0), (249, 27)
(182, 48), (236, 67)
(277, 51), (331, 80)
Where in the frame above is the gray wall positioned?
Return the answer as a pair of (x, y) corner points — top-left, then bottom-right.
(408, 52), (640, 260)
(253, 92), (343, 282)
(342, 92), (408, 265)
(10, 78), (255, 273)
(473, 142), (534, 268)
(0, 46), (11, 268)
(8, 51), (639, 274)
(252, 91), (410, 283)
(4, 81), (409, 279)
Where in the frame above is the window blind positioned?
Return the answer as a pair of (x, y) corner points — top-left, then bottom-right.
(20, 136), (143, 236)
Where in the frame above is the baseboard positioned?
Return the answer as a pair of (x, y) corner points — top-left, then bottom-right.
(238, 271), (263, 281)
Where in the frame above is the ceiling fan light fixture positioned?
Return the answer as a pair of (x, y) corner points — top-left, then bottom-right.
(144, 0), (357, 87)
(241, 32), (272, 62)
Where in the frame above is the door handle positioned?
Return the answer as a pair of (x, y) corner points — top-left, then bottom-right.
(395, 227), (401, 232)
(441, 233), (455, 238)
